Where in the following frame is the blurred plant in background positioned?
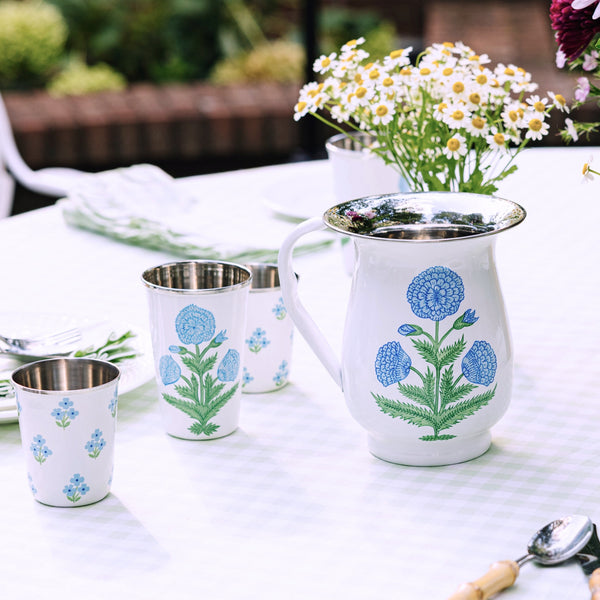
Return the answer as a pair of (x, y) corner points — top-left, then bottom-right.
(47, 59), (126, 96)
(0, 0), (67, 88)
(0, 0), (399, 93)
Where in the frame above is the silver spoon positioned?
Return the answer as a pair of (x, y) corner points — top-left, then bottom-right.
(448, 515), (594, 599)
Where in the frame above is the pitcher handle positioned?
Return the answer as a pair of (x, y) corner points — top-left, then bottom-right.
(278, 217), (343, 390)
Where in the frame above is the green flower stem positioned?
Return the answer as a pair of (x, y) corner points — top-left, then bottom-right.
(434, 321), (441, 423)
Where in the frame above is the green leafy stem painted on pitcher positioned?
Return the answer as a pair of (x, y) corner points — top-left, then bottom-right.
(159, 304), (240, 437)
(372, 266), (497, 441)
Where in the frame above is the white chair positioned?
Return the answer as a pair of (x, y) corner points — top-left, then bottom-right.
(0, 92), (91, 217)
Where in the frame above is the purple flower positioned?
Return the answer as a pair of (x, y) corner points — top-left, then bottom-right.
(374, 341), (412, 387)
(550, 0), (600, 60)
(575, 77), (591, 103)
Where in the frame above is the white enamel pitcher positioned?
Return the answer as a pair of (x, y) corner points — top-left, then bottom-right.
(278, 192), (526, 466)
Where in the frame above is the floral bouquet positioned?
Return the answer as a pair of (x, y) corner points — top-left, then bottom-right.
(551, 0), (600, 177)
(295, 38), (569, 195)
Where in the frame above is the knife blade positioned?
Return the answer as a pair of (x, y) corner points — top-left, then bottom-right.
(576, 524), (600, 600)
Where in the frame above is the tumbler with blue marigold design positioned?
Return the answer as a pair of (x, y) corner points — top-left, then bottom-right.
(11, 358), (120, 506)
(142, 260), (252, 440)
(241, 263), (296, 393)
(279, 191), (526, 466)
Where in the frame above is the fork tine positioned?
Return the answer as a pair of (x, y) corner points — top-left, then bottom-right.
(29, 327), (81, 346)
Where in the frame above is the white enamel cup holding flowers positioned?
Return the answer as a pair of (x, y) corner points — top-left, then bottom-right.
(242, 263), (294, 393)
(142, 260), (251, 440)
(326, 132), (408, 202)
(279, 192), (526, 466)
(11, 358), (120, 507)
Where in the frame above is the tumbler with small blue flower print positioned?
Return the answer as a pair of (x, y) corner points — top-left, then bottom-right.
(143, 261), (252, 440)
(12, 358), (120, 507)
(242, 263), (295, 394)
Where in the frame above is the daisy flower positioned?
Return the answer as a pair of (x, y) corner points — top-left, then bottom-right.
(524, 117), (550, 140)
(443, 134), (468, 159)
(465, 115), (488, 136)
(548, 91), (570, 112)
(486, 128), (508, 153)
(443, 103), (472, 129)
(526, 95), (549, 114)
(371, 99), (395, 125)
(313, 53), (336, 74)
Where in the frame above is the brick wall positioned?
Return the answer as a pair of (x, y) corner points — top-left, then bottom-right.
(4, 82), (312, 172)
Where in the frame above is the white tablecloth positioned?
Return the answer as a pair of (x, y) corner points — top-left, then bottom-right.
(0, 148), (599, 599)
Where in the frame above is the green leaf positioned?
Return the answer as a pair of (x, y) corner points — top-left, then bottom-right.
(189, 421), (220, 436)
(420, 434), (456, 441)
(437, 336), (466, 368)
(411, 338), (437, 365)
(162, 393), (202, 420)
(199, 354), (218, 375)
(373, 393), (435, 428)
(440, 367), (477, 408)
(397, 368), (435, 410)
(205, 383), (239, 421)
(181, 354), (202, 377)
(437, 385), (496, 431)
(203, 372), (225, 402)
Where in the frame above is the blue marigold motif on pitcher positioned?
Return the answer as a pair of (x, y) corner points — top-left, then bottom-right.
(406, 266), (464, 321)
(374, 342), (412, 387)
(462, 341), (497, 386)
(161, 304), (240, 437)
(372, 266), (497, 441)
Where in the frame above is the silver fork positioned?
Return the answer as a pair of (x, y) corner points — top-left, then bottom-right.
(0, 327), (82, 354)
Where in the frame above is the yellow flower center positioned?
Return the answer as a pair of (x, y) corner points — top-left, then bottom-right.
(442, 49), (451, 56)
(376, 105), (389, 117)
(555, 93), (566, 106)
(469, 92), (481, 104)
(533, 101), (546, 112)
(420, 67), (431, 76)
(438, 102), (448, 112)
(400, 67), (412, 76)
(529, 118), (543, 131)
(443, 67), (454, 76)
(493, 132), (505, 145)
(364, 62), (374, 71)
(317, 83), (324, 92)
(472, 116), (485, 129)
(389, 49), (405, 59)
(369, 69), (380, 80)
(476, 74), (488, 85)
(346, 39), (358, 47)
(504, 67), (515, 76)
(451, 109), (465, 121)
(517, 67), (526, 74)
(321, 57), (331, 68)
(307, 89), (318, 98)
(443, 42), (454, 48)
(447, 138), (460, 151)
(583, 163), (590, 175)
(296, 101), (307, 112)
(382, 77), (394, 87)
(452, 81), (465, 93)
(508, 110), (519, 122)
(354, 73), (363, 84)
(469, 54), (480, 61)
(355, 86), (368, 98)
(346, 92), (355, 103)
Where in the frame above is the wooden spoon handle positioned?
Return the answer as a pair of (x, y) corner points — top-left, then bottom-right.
(447, 560), (520, 600)
(589, 567), (600, 600)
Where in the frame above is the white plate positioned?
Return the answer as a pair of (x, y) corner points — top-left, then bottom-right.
(0, 315), (154, 425)
(261, 163), (337, 220)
